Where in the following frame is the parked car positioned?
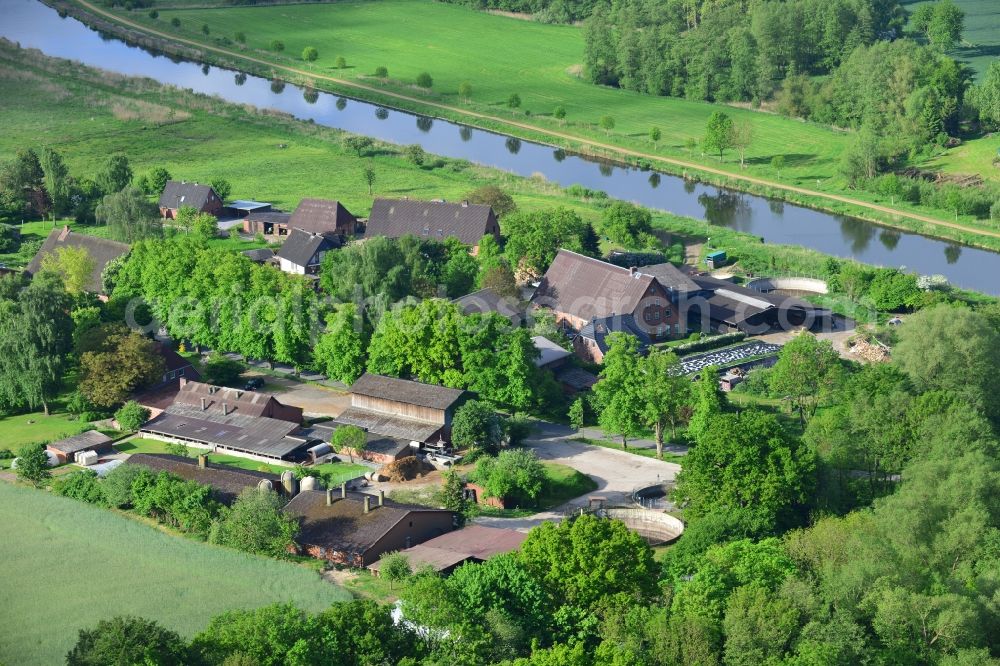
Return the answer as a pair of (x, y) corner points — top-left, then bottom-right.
(244, 377), (265, 391)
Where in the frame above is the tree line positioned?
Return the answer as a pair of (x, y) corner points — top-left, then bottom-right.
(583, 0), (976, 160)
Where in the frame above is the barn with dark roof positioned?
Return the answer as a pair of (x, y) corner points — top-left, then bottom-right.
(366, 198), (500, 252)
(25, 227), (130, 294)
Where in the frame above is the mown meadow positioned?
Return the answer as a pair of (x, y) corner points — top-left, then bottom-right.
(0, 482), (348, 665)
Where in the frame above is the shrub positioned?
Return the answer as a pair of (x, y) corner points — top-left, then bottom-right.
(53, 470), (105, 504)
(66, 616), (188, 666)
(415, 72), (433, 89)
(234, 31), (246, 43)
(302, 46), (319, 62)
(374, 65), (388, 78)
(472, 449), (545, 507)
(335, 56), (347, 69)
(270, 39), (284, 52)
(14, 444), (51, 487)
(148, 9), (158, 19)
(404, 143), (426, 166)
(115, 401), (150, 432)
(672, 331), (747, 355)
(210, 489), (298, 556)
(203, 353), (245, 386)
(0, 223), (20, 253)
(170, 17), (180, 27)
(102, 463), (142, 509)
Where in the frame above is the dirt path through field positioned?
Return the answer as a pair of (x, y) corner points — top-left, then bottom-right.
(74, 0), (1000, 245)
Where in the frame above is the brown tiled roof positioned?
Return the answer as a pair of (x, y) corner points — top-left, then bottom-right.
(158, 181), (221, 211)
(369, 544), (470, 573)
(25, 227), (130, 293)
(367, 198), (497, 246)
(288, 199), (357, 235)
(333, 406), (443, 443)
(124, 453), (281, 505)
(47, 430), (112, 454)
(533, 250), (657, 322)
(173, 380), (300, 421)
(350, 373), (467, 412)
(416, 525), (527, 560)
(637, 262), (700, 293)
(283, 490), (452, 554)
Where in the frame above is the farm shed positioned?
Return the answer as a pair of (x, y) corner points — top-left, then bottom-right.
(46, 430), (113, 464)
(284, 489), (456, 567)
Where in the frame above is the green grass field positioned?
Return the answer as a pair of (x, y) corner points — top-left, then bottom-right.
(0, 39), (589, 219)
(0, 482), (349, 665)
(150, 0), (849, 185)
(903, 0), (1000, 81)
(107, 0), (1000, 240)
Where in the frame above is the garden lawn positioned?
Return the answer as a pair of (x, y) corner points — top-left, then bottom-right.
(115, 437), (368, 480)
(0, 410), (89, 450)
(0, 482), (348, 665)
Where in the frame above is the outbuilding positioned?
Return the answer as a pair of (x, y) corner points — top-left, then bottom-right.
(46, 430), (114, 464)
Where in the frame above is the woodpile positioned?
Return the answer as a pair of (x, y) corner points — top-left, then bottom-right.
(848, 337), (891, 363)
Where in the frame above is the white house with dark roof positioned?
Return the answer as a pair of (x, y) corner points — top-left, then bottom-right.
(275, 228), (337, 275)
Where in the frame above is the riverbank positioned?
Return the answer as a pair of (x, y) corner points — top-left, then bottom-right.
(1, 37), (996, 305)
(51, 0), (1000, 254)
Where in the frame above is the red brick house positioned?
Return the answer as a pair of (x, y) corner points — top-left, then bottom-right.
(532, 249), (682, 343)
(158, 181), (224, 219)
(283, 489), (456, 567)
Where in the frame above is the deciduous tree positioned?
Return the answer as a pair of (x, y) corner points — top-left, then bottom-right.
(210, 488), (299, 556)
(67, 616), (188, 666)
(452, 400), (504, 455)
(592, 332), (645, 448)
(639, 348), (690, 457)
(41, 245), (94, 295)
(704, 111), (734, 160)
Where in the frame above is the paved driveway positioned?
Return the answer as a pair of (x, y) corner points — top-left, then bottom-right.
(474, 422), (681, 531)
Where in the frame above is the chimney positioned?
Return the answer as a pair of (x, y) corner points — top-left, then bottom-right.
(197, 454), (207, 469)
(378, 489), (385, 507)
(179, 377), (188, 388)
(461, 200), (469, 207)
(58, 225), (71, 241)
(200, 397), (207, 411)
(629, 266), (637, 275)
(326, 488), (333, 506)
(364, 495), (371, 513)
(341, 482), (347, 499)
(222, 402), (229, 416)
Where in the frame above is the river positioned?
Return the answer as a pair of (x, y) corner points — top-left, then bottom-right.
(4, 0), (1000, 294)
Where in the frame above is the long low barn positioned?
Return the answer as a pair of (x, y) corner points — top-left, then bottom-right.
(139, 379), (314, 462)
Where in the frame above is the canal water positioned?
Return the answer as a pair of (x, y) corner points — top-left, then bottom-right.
(3, 0), (999, 294)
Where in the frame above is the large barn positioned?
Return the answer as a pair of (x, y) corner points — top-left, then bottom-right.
(333, 373), (469, 445)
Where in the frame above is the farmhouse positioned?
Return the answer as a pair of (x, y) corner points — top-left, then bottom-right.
(284, 488), (456, 567)
(275, 229), (338, 275)
(124, 453), (283, 506)
(366, 198), (501, 252)
(333, 373), (469, 445)
(532, 249), (681, 339)
(158, 181), (224, 219)
(46, 430), (114, 464)
(369, 525), (527, 575)
(139, 379), (312, 463)
(25, 227), (130, 295)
